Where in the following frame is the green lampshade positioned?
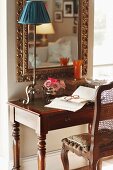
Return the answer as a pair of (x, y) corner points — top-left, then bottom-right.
(18, 0), (51, 25)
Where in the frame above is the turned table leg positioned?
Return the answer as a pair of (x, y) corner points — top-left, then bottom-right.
(37, 134), (46, 170)
(12, 121), (20, 170)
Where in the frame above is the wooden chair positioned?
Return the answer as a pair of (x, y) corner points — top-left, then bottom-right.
(61, 81), (113, 170)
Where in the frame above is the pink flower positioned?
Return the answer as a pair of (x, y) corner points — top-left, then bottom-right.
(48, 77), (58, 84)
(52, 82), (61, 91)
(59, 80), (66, 89)
(43, 80), (52, 88)
(43, 77), (66, 92)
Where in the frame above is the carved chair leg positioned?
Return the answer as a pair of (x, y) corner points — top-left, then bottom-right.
(61, 143), (69, 170)
(91, 160), (98, 170)
(89, 160), (92, 170)
(89, 159), (98, 170)
(88, 123), (92, 134)
(97, 159), (102, 170)
(93, 161), (97, 170)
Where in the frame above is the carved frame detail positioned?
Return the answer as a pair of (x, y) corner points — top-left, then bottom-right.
(16, 0), (89, 82)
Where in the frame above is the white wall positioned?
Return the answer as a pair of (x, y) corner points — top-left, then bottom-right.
(87, 0), (94, 78)
(0, 0), (9, 168)
(0, 0), (29, 168)
(0, 0), (94, 169)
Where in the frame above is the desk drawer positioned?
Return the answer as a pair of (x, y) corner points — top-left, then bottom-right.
(14, 107), (40, 131)
(48, 107), (93, 130)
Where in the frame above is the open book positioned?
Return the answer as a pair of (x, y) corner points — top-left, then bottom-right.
(71, 86), (96, 102)
(45, 86), (97, 112)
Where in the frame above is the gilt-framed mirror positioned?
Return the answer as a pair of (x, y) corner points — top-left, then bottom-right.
(16, 0), (89, 82)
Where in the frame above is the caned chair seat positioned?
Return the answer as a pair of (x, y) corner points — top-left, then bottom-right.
(62, 133), (91, 156)
(62, 129), (113, 159)
(61, 82), (113, 170)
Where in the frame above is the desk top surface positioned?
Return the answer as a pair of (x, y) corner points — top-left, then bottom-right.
(8, 99), (94, 116)
(8, 79), (95, 116)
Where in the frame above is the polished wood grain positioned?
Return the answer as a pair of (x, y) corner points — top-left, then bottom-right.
(9, 99), (94, 170)
(8, 82), (113, 170)
(75, 166), (89, 170)
(61, 82), (113, 170)
(12, 122), (20, 170)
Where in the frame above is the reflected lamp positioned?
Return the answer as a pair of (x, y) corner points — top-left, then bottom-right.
(36, 23), (55, 45)
(18, 0), (51, 104)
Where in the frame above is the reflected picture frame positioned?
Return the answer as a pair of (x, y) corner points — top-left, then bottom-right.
(63, 1), (74, 18)
(54, 11), (63, 22)
(55, 0), (63, 10)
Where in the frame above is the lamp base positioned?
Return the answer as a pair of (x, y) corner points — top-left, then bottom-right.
(22, 84), (39, 104)
(40, 34), (48, 46)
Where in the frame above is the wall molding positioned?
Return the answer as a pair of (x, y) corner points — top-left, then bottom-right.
(9, 150), (87, 170)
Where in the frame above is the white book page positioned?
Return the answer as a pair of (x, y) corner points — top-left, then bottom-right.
(45, 97), (86, 112)
(72, 86), (97, 102)
(45, 86), (96, 112)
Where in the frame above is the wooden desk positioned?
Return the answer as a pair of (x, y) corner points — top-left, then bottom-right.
(8, 100), (113, 170)
(8, 79), (113, 170)
(9, 99), (113, 170)
(9, 99), (94, 170)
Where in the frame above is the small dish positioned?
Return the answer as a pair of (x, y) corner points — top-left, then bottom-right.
(60, 57), (69, 66)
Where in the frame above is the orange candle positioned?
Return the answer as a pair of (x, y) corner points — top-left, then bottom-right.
(73, 60), (83, 79)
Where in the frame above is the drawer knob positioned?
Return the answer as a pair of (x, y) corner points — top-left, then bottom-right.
(65, 116), (71, 122)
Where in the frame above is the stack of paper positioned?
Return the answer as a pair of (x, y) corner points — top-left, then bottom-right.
(45, 86), (97, 112)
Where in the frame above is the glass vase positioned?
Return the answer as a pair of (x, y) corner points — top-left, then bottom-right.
(43, 86), (56, 104)
(73, 60), (83, 80)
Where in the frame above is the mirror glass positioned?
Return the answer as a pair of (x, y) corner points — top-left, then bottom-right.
(28, 0), (79, 69)
(16, 0), (89, 82)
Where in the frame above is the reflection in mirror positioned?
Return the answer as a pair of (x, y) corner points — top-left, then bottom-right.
(16, 0), (89, 82)
(28, 0), (79, 69)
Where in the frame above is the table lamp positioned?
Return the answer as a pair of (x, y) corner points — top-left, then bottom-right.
(36, 23), (55, 45)
(18, 0), (51, 104)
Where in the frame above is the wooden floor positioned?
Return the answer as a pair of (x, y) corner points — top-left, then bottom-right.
(76, 167), (89, 170)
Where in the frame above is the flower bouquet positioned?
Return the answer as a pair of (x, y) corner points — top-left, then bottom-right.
(43, 77), (66, 103)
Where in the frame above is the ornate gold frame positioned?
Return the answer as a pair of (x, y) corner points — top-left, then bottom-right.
(16, 0), (89, 82)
